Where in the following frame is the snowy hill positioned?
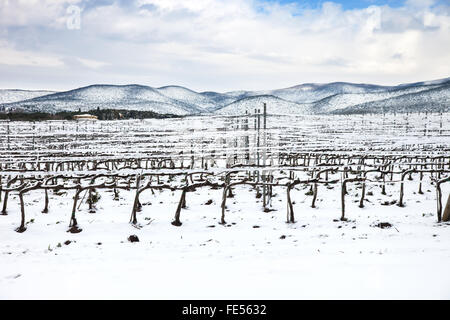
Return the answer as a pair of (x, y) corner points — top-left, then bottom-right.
(259, 82), (390, 104)
(0, 89), (56, 104)
(1, 84), (204, 115)
(213, 78), (450, 115)
(331, 83), (450, 114)
(157, 86), (215, 111)
(311, 83), (445, 114)
(205, 82), (394, 113)
(1, 77), (449, 115)
(200, 91), (247, 111)
(215, 95), (312, 115)
(213, 82), (388, 108)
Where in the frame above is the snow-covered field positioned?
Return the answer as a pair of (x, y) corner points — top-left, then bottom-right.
(1, 178), (449, 299)
(0, 114), (449, 300)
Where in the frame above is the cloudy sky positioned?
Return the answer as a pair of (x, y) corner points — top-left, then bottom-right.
(0, 0), (449, 92)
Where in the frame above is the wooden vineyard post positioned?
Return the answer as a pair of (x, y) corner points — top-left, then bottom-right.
(172, 188), (187, 226)
(263, 102), (267, 129)
(245, 110), (249, 164)
(359, 178), (366, 208)
(341, 180), (346, 221)
(7, 121), (10, 151)
(69, 186), (82, 229)
(1, 176), (18, 215)
(436, 177), (450, 222)
(32, 121), (35, 150)
(261, 103), (268, 207)
(341, 177), (365, 221)
(286, 183), (295, 223)
(16, 192), (27, 233)
(42, 189), (49, 213)
(262, 174), (266, 210)
(418, 169), (424, 194)
(442, 194), (450, 222)
(130, 174), (142, 225)
(381, 170), (387, 195)
(398, 169), (415, 207)
(359, 169), (380, 208)
(311, 182), (318, 208)
(15, 182), (43, 233)
(257, 108), (260, 167)
(220, 185), (228, 225)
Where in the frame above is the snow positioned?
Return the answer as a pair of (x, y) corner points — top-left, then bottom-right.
(0, 177), (449, 299)
(1, 78), (449, 115)
(1, 85), (205, 115)
(158, 86), (215, 111)
(313, 84), (444, 113)
(259, 82), (389, 103)
(215, 95), (312, 115)
(0, 113), (449, 299)
(334, 84), (450, 114)
(0, 89), (56, 104)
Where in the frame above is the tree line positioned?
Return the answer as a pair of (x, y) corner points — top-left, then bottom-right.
(0, 108), (182, 121)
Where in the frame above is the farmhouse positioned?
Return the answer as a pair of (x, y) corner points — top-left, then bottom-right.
(73, 114), (98, 120)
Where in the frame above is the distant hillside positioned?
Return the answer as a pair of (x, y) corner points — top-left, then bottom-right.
(214, 78), (450, 115)
(157, 86), (215, 111)
(311, 83), (445, 114)
(215, 95), (312, 115)
(258, 82), (391, 104)
(1, 84), (204, 115)
(0, 89), (56, 104)
(1, 77), (449, 115)
(331, 84), (450, 114)
(200, 91), (244, 111)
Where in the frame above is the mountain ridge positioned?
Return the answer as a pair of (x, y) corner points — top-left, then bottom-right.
(1, 77), (449, 115)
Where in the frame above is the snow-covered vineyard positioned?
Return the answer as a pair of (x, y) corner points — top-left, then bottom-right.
(1, 112), (450, 299)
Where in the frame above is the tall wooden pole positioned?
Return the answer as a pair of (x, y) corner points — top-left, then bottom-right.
(263, 102), (266, 130)
(443, 194), (450, 222)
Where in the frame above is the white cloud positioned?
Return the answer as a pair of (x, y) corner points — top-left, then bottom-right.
(0, 0), (82, 28)
(0, 0), (449, 90)
(405, 0), (436, 8)
(77, 57), (108, 69)
(0, 41), (63, 67)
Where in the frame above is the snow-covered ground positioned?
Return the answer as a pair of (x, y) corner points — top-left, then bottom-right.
(0, 176), (449, 299)
(0, 114), (449, 300)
